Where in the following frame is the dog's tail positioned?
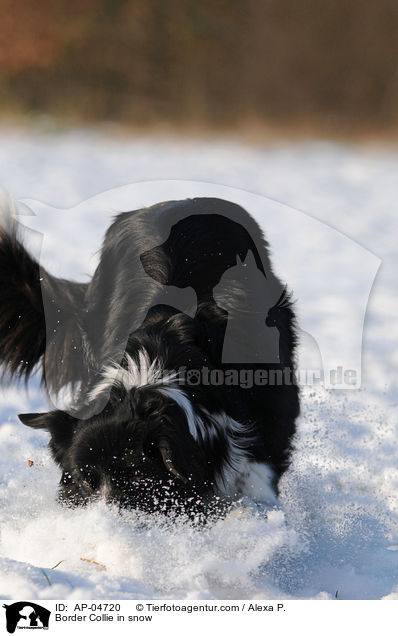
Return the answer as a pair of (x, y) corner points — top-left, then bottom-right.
(0, 194), (90, 393)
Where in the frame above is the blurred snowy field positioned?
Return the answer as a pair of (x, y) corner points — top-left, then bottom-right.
(0, 127), (397, 600)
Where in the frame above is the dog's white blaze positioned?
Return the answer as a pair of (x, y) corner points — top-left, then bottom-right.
(158, 385), (200, 439)
(89, 351), (179, 400)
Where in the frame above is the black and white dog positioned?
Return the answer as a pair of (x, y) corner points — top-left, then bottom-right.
(0, 197), (299, 516)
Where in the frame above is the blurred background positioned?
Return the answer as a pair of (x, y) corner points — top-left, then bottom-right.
(1, 0), (398, 136)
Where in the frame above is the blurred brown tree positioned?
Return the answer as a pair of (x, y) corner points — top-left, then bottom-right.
(1, 0), (398, 131)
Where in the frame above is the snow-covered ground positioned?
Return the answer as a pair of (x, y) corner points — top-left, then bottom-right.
(0, 127), (397, 600)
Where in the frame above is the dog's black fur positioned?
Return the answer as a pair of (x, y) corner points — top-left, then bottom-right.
(0, 197), (299, 516)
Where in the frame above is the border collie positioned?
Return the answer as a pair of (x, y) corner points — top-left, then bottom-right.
(0, 197), (299, 516)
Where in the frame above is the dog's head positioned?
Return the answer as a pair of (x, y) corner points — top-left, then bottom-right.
(19, 387), (214, 515)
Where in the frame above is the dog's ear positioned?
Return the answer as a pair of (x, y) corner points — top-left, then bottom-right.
(18, 410), (77, 466)
(18, 412), (51, 429)
(19, 410), (76, 429)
